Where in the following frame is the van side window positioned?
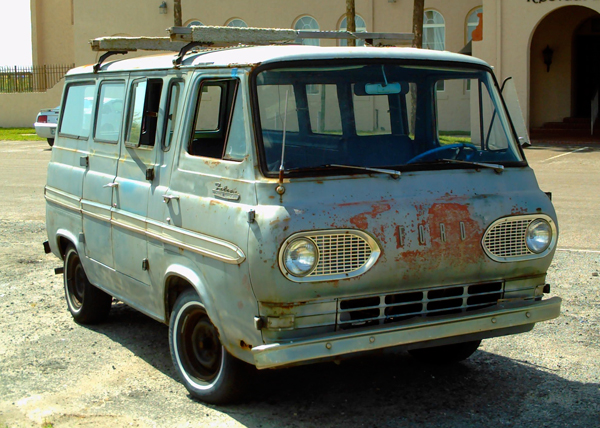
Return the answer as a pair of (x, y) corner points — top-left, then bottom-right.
(59, 83), (95, 139)
(126, 79), (164, 147)
(95, 81), (125, 143)
(188, 79), (238, 159)
(163, 80), (184, 150)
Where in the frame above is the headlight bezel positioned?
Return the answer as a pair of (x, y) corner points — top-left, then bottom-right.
(482, 214), (557, 263)
(278, 230), (381, 282)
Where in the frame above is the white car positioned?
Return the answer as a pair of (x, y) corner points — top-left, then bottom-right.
(34, 106), (59, 146)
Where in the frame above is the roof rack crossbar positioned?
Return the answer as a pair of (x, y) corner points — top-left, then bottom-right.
(93, 51), (128, 73)
(88, 26), (415, 68)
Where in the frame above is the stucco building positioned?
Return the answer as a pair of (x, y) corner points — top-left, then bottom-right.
(24, 0), (600, 133)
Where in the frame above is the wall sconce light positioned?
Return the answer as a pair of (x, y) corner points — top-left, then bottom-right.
(543, 45), (554, 72)
(159, 1), (168, 14)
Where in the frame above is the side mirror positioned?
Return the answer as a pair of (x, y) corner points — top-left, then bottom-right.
(501, 77), (531, 147)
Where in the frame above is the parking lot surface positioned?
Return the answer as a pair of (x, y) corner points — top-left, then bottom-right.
(0, 141), (598, 428)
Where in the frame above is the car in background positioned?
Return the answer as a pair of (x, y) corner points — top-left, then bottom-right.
(34, 106), (59, 146)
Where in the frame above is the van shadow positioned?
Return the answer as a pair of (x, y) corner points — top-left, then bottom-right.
(89, 304), (599, 427)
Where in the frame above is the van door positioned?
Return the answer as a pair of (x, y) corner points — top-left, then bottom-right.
(161, 76), (253, 273)
(81, 79), (126, 271)
(110, 78), (163, 293)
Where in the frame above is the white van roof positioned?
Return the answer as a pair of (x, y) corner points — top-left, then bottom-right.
(68, 45), (490, 76)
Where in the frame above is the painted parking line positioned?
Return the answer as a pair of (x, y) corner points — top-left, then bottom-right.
(557, 248), (600, 254)
(541, 147), (590, 163)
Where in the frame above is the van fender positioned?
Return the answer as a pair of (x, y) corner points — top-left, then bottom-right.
(54, 228), (82, 259)
(162, 264), (229, 345)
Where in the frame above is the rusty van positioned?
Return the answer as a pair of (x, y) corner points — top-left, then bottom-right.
(43, 26), (561, 403)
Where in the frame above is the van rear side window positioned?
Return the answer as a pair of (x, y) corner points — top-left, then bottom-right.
(95, 81), (125, 143)
(59, 83), (95, 139)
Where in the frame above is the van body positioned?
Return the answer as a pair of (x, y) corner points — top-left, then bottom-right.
(45, 43), (561, 403)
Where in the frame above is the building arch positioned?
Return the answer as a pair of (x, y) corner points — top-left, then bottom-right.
(293, 15), (320, 46)
(423, 9), (445, 51)
(185, 19), (204, 27)
(528, 5), (600, 131)
(226, 18), (248, 28)
(465, 6), (482, 44)
(338, 14), (367, 46)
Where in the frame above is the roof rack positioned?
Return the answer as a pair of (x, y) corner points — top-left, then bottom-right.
(90, 26), (414, 70)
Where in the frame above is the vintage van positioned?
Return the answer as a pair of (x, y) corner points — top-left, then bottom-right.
(44, 26), (561, 404)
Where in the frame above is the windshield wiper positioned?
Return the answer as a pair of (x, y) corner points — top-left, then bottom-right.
(329, 164), (401, 179)
(439, 159), (504, 173)
(281, 164), (401, 179)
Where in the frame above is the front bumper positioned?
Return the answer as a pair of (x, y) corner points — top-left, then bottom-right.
(252, 297), (561, 369)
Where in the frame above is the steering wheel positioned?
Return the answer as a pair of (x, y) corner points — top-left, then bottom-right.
(406, 143), (478, 164)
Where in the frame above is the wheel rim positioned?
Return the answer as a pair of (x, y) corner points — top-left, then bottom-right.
(65, 250), (86, 310)
(178, 304), (223, 386)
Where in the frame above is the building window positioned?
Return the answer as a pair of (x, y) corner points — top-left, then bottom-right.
(466, 8), (483, 43)
(423, 10), (445, 51)
(294, 16), (320, 46)
(186, 20), (203, 27)
(227, 19), (248, 28)
(339, 15), (367, 46)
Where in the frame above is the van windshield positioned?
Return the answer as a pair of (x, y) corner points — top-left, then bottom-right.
(255, 62), (524, 175)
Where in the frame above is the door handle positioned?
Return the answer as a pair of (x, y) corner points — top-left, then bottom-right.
(103, 182), (119, 188)
(163, 194), (179, 204)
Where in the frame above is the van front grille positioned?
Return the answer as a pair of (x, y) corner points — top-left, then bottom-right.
(309, 233), (372, 276)
(337, 282), (504, 330)
(483, 218), (533, 258)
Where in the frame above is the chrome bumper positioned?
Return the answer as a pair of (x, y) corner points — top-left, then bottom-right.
(252, 297), (561, 369)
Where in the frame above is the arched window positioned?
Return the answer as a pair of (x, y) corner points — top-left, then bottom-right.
(294, 16), (320, 46)
(339, 15), (367, 46)
(227, 19), (248, 28)
(466, 8), (482, 43)
(423, 10), (445, 51)
(186, 20), (203, 27)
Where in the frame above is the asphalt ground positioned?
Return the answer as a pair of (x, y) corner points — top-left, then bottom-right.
(0, 141), (598, 428)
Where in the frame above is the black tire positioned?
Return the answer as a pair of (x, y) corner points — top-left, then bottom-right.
(169, 290), (249, 404)
(63, 244), (112, 324)
(47, 138), (54, 147)
(408, 340), (481, 364)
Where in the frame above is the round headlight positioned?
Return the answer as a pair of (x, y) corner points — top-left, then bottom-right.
(526, 219), (552, 254)
(283, 238), (318, 277)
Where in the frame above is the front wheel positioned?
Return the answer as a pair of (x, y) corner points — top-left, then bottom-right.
(408, 340), (481, 364)
(63, 244), (112, 324)
(169, 290), (249, 404)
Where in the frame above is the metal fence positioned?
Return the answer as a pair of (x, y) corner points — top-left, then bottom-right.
(0, 64), (74, 93)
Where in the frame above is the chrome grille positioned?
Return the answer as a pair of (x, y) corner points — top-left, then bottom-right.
(309, 234), (372, 276)
(338, 282), (504, 330)
(279, 230), (381, 283)
(483, 218), (533, 258)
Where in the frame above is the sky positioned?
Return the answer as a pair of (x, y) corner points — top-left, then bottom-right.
(0, 0), (33, 66)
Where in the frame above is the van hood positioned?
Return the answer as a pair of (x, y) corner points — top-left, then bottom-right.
(247, 167), (557, 303)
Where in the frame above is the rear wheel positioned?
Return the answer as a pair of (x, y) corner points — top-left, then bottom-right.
(408, 340), (481, 364)
(63, 244), (112, 324)
(169, 290), (249, 404)
(47, 138), (54, 147)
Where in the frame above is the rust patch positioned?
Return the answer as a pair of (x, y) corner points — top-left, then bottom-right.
(349, 202), (392, 229)
(240, 340), (253, 350)
(396, 203), (484, 275)
(237, 301), (244, 309)
(511, 205), (527, 215)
